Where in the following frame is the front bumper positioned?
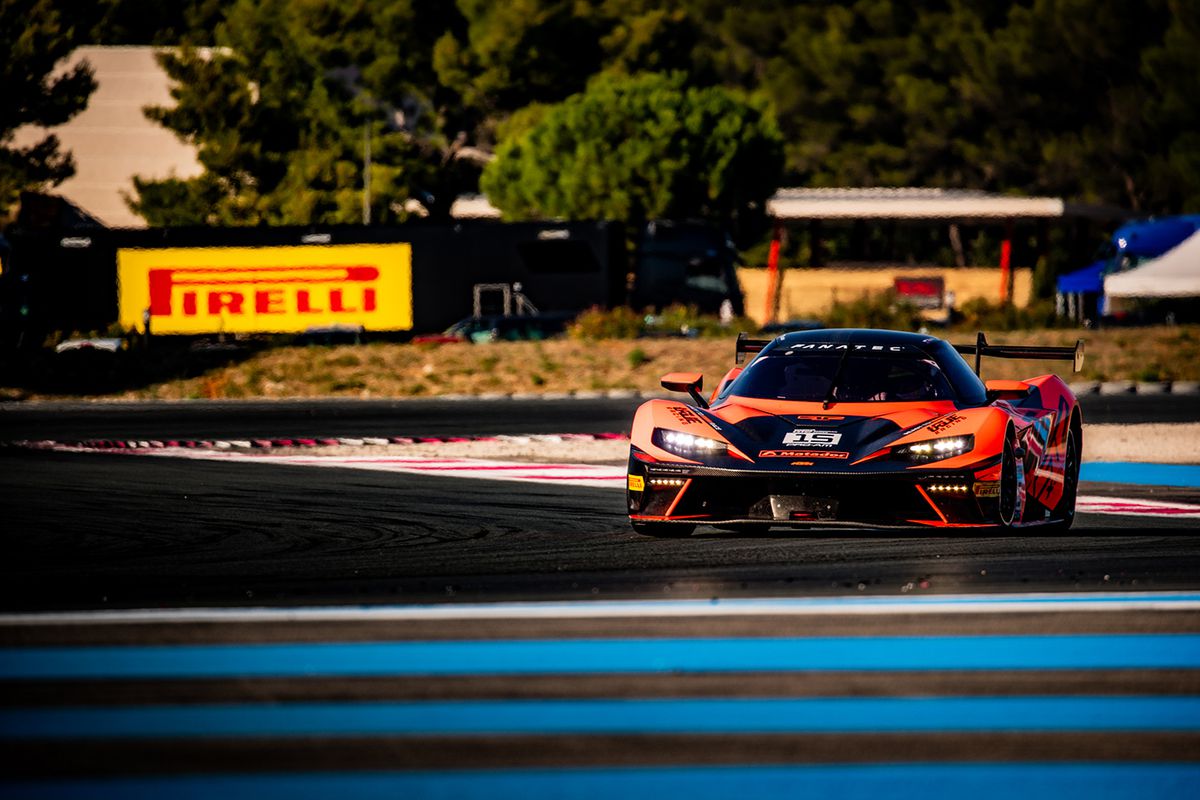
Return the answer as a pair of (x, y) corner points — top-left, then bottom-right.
(627, 457), (1001, 528)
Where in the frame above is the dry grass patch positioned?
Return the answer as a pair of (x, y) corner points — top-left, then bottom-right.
(980, 326), (1200, 383)
(7, 325), (1199, 401)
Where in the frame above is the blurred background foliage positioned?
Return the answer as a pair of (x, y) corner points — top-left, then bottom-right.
(480, 72), (783, 230)
(0, 0), (97, 220)
(4, 0), (1200, 229)
(567, 295), (1067, 339)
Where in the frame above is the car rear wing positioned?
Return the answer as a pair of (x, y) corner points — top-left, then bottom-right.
(735, 332), (772, 364)
(953, 331), (1085, 376)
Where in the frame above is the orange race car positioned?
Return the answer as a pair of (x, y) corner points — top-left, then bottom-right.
(627, 329), (1085, 535)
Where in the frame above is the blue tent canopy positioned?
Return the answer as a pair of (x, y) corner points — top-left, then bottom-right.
(1056, 259), (1106, 294)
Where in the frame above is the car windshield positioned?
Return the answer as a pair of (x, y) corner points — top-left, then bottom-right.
(727, 352), (956, 403)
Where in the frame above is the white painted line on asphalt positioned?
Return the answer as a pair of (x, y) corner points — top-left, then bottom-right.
(152, 450), (1200, 515)
(2, 592), (1200, 626)
(1077, 494), (1200, 518)
(40, 444), (1200, 514)
(131, 448), (626, 488)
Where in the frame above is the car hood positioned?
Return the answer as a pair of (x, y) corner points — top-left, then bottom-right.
(707, 397), (962, 465)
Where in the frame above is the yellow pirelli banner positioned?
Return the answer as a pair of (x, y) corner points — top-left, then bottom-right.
(118, 244), (413, 334)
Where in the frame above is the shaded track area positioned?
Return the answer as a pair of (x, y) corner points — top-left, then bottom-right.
(0, 397), (642, 443)
(2, 393), (1198, 444)
(2, 448), (1198, 611)
(2, 399), (1199, 795)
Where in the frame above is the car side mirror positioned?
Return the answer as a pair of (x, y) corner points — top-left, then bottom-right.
(985, 379), (1032, 402)
(661, 372), (708, 408)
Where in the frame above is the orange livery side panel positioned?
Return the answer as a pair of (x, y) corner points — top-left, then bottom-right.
(631, 400), (753, 463)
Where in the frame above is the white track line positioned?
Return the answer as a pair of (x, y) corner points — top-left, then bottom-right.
(1077, 494), (1200, 518)
(49, 445), (1200, 515)
(134, 449), (626, 488)
(2, 592), (1200, 626)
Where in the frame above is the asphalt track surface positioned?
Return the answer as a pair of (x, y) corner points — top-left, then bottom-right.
(1, 395), (1198, 610)
(1, 397), (1198, 796)
(2, 391), (1198, 442)
(0, 446), (1197, 613)
(2, 598), (1199, 794)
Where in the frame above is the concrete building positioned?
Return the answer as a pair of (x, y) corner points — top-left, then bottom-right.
(13, 46), (202, 228)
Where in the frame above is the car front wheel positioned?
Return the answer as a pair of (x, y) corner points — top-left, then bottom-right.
(1046, 428), (1081, 532)
(998, 429), (1026, 529)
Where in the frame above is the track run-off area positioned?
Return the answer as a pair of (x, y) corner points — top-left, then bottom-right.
(1, 395), (1199, 797)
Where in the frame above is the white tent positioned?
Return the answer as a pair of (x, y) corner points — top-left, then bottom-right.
(1105, 230), (1200, 298)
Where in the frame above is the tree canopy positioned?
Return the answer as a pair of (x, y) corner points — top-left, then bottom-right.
(131, 0), (473, 226)
(481, 72), (783, 232)
(0, 0), (96, 222)
(115, 0), (1200, 224)
(690, 0), (1200, 213)
(75, 0), (226, 46)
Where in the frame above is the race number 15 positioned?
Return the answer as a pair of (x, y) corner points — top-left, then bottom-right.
(783, 428), (842, 446)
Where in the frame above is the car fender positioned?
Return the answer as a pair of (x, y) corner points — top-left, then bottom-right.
(630, 399), (751, 463)
(863, 406), (1011, 471)
(710, 367), (743, 404)
(1020, 374), (1080, 509)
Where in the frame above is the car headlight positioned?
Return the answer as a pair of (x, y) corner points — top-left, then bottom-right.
(653, 428), (729, 459)
(892, 434), (975, 462)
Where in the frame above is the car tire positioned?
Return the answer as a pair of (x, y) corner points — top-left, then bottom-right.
(998, 428), (1025, 529)
(630, 521), (696, 537)
(1045, 427), (1081, 532)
